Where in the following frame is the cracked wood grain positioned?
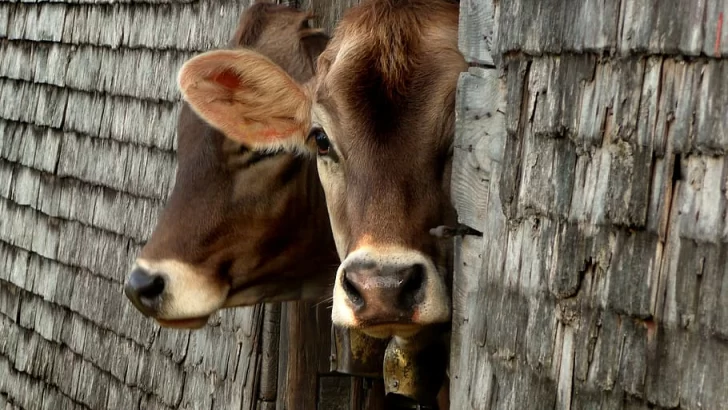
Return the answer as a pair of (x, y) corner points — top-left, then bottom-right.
(450, 1), (728, 409)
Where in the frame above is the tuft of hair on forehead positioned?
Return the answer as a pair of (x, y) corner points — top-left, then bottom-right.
(320, 0), (459, 98)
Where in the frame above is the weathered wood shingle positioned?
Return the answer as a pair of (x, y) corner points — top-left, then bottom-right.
(451, 0), (728, 409)
(495, 0), (728, 57)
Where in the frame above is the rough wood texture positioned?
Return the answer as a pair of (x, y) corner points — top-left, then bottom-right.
(0, 0), (332, 409)
(451, 0), (728, 409)
(458, 0), (493, 66)
(495, 0), (728, 57)
(277, 301), (336, 410)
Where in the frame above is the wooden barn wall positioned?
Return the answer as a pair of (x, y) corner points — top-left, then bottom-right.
(450, 0), (728, 409)
(0, 0), (355, 409)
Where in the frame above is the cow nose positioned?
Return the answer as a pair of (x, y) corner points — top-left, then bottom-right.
(342, 261), (425, 323)
(124, 267), (165, 317)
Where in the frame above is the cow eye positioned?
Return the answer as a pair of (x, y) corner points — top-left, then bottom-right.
(310, 128), (330, 155)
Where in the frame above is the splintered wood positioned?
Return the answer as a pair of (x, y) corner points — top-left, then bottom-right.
(450, 0), (728, 409)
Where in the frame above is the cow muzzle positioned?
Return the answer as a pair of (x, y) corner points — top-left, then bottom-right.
(331, 247), (450, 338)
(123, 259), (228, 328)
(124, 266), (166, 316)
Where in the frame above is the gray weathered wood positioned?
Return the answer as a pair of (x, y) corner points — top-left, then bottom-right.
(259, 303), (282, 406)
(495, 0), (727, 57)
(458, 0), (493, 65)
(0, 1), (250, 51)
(451, 68), (505, 233)
(0, 40), (195, 102)
(451, 0), (728, 409)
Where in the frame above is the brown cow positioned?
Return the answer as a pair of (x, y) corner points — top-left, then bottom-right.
(123, 3), (337, 329)
(179, 0), (466, 338)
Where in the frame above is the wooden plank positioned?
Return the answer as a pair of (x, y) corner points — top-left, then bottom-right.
(458, 0), (493, 65)
(259, 303), (281, 405)
(619, 0), (707, 55)
(0, 225), (159, 345)
(20, 3), (66, 42)
(97, 96), (180, 151)
(318, 376), (351, 410)
(0, 160), (162, 243)
(6, 41), (192, 102)
(677, 156), (727, 243)
(451, 68), (506, 232)
(0, 4), (9, 38)
(2, 2), (255, 51)
(279, 300), (339, 410)
(702, 0), (728, 57)
(694, 60), (728, 153)
(449, 234), (489, 409)
(56, 131), (176, 200)
(0, 313), (161, 409)
(496, 0), (619, 55)
(452, 0), (728, 407)
(493, 0), (724, 56)
(0, 84), (180, 152)
(349, 377), (386, 410)
(0, 355), (83, 410)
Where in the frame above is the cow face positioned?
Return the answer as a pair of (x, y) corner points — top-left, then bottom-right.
(179, 0), (466, 337)
(123, 4), (336, 329)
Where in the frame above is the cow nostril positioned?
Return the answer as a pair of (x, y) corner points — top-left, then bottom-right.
(125, 268), (165, 314)
(398, 264), (424, 308)
(139, 275), (165, 299)
(342, 270), (364, 308)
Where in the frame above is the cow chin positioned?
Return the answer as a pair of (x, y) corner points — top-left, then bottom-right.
(357, 323), (423, 339)
(156, 317), (210, 329)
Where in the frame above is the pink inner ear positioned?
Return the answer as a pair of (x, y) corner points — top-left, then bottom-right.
(211, 69), (241, 89)
(240, 121), (299, 142)
(244, 123), (284, 141)
(259, 127), (284, 139)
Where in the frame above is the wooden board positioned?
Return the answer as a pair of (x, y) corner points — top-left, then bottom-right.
(450, 0), (728, 409)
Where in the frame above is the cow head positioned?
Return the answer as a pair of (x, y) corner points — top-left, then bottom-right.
(123, 3), (336, 329)
(180, 0), (466, 337)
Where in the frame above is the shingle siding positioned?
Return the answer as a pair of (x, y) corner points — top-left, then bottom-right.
(0, 0), (270, 408)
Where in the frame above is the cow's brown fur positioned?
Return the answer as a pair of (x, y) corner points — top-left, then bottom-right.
(310, 0), (465, 336)
(124, 3), (337, 328)
(177, 0), (466, 336)
(313, 0), (462, 252)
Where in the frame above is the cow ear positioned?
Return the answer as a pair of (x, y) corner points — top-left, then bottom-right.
(300, 29), (329, 67)
(178, 49), (312, 152)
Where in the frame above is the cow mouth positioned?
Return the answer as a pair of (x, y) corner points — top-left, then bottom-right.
(359, 323), (422, 339)
(156, 316), (210, 329)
